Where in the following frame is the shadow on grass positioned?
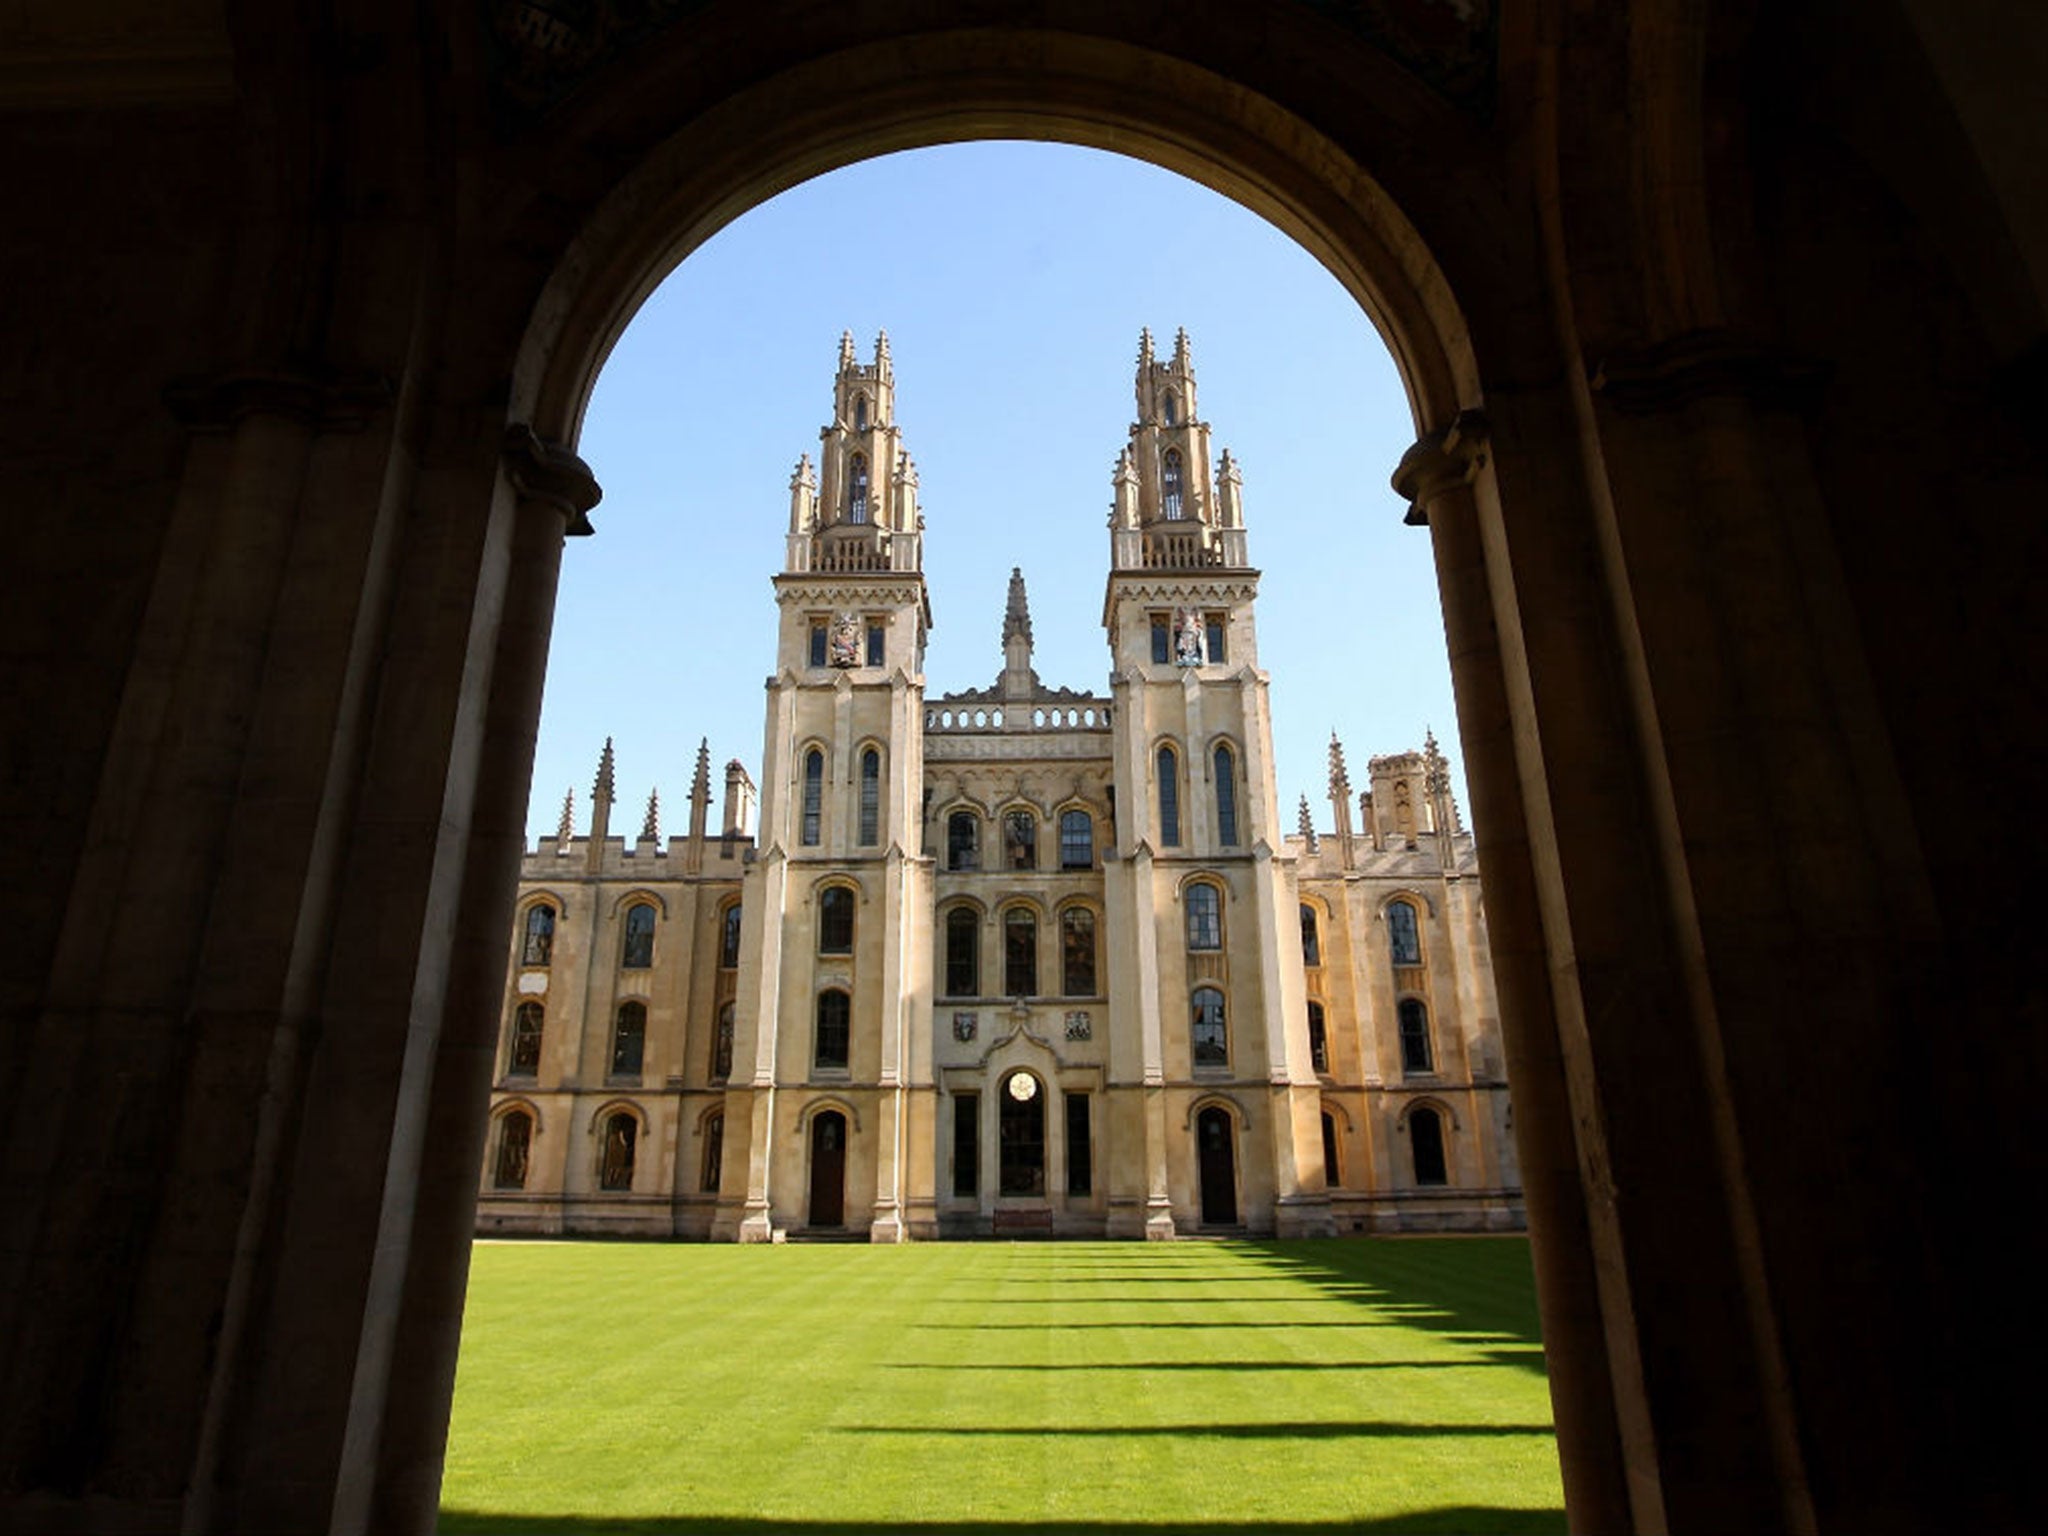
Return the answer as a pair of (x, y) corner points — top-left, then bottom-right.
(876, 1358), (1533, 1372)
(841, 1421), (1555, 1439)
(1238, 1241), (1549, 1379)
(440, 1513), (1565, 1535)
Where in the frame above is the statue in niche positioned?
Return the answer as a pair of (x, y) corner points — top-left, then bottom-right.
(1174, 606), (1205, 667)
(828, 610), (862, 668)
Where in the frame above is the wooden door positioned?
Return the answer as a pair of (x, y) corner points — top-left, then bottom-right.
(1197, 1107), (1237, 1226)
(809, 1111), (845, 1228)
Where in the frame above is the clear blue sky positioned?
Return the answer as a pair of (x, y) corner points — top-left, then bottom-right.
(531, 142), (1465, 844)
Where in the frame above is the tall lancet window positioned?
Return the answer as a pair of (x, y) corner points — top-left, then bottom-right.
(1163, 390), (1178, 425)
(858, 748), (881, 846)
(848, 454), (869, 524)
(801, 750), (824, 846)
(1162, 449), (1184, 520)
(1157, 744), (1182, 847)
(854, 394), (869, 431)
(1214, 743), (1239, 847)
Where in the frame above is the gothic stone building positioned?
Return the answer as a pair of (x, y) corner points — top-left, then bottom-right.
(475, 333), (1520, 1240)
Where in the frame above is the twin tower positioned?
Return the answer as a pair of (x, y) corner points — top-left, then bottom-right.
(735, 327), (1327, 1240)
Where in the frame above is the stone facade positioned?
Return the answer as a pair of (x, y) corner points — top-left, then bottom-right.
(475, 332), (1521, 1241)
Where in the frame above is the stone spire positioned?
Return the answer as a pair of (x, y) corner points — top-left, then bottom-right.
(1328, 731), (1357, 868)
(684, 738), (712, 871)
(1137, 326), (1154, 368)
(1423, 726), (1462, 845)
(1298, 794), (1320, 854)
(999, 566), (1039, 699)
(1002, 566), (1032, 647)
(1171, 325), (1191, 372)
(555, 786), (575, 852)
(874, 329), (892, 379)
(587, 737), (615, 873)
(837, 329), (856, 371)
(641, 786), (660, 843)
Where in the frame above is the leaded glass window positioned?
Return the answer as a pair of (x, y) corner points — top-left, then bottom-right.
(815, 989), (851, 1070)
(1308, 1000), (1329, 1073)
(1399, 997), (1434, 1074)
(719, 902), (742, 969)
(819, 886), (854, 954)
(1060, 809), (1094, 869)
(1005, 810), (1036, 869)
(1185, 882), (1222, 951)
(947, 811), (978, 870)
(1157, 745), (1180, 846)
(621, 903), (655, 969)
(801, 750), (823, 846)
(610, 1000), (646, 1078)
(521, 904), (555, 966)
(1301, 904), (1321, 967)
(1388, 899), (1422, 966)
(1191, 987), (1228, 1067)
(493, 1110), (532, 1189)
(858, 749), (881, 845)
(508, 1001), (544, 1077)
(600, 1112), (637, 1190)
(1410, 1106), (1448, 1186)
(848, 453), (869, 523)
(1061, 907), (1097, 996)
(1004, 908), (1037, 998)
(1162, 449), (1184, 520)
(944, 907), (979, 998)
(700, 1112), (724, 1193)
(712, 1001), (734, 1082)
(1214, 743), (1239, 847)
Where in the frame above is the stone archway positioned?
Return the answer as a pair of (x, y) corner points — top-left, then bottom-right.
(2, 5), (2043, 1535)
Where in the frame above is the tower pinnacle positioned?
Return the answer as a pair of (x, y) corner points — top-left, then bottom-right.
(594, 736), (616, 800)
(1002, 566), (1033, 647)
(641, 787), (661, 842)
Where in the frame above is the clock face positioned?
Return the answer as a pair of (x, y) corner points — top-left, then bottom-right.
(1006, 1071), (1038, 1102)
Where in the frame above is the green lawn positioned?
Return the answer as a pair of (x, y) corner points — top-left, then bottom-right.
(440, 1238), (1564, 1535)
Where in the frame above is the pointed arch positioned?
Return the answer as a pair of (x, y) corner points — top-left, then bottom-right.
(1161, 447), (1185, 519)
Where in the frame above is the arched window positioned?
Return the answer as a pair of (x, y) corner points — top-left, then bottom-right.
(947, 810), (978, 870)
(1004, 809), (1036, 869)
(1191, 986), (1228, 1067)
(1185, 882), (1222, 951)
(493, 1109), (532, 1189)
(1004, 908), (1038, 998)
(1213, 743), (1239, 847)
(521, 904), (555, 967)
(1162, 448), (1184, 519)
(700, 1112), (725, 1193)
(848, 453), (869, 523)
(507, 1001), (544, 1076)
(610, 1000), (646, 1078)
(621, 902), (655, 969)
(1308, 1000), (1329, 1073)
(712, 1001), (734, 1082)
(853, 394), (868, 431)
(944, 907), (979, 998)
(1321, 1111), (1341, 1187)
(858, 748), (881, 846)
(719, 902), (742, 969)
(801, 749), (824, 846)
(599, 1111), (637, 1191)
(818, 886), (854, 954)
(1061, 907), (1097, 996)
(1388, 899), (1422, 966)
(815, 989), (851, 1070)
(1300, 904), (1321, 967)
(1398, 997), (1434, 1074)
(1410, 1105), (1448, 1186)
(1157, 744), (1181, 846)
(1162, 389), (1178, 425)
(1059, 808), (1094, 869)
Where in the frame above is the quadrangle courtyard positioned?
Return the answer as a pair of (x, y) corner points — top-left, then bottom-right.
(439, 1237), (1565, 1535)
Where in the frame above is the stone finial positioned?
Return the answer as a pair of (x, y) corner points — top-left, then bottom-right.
(1172, 325), (1191, 372)
(1298, 795), (1320, 853)
(1328, 731), (1352, 799)
(1137, 326), (1154, 367)
(1003, 567), (1033, 648)
(690, 738), (712, 804)
(556, 786), (575, 845)
(791, 453), (815, 488)
(837, 330), (856, 371)
(1424, 728), (1449, 794)
(874, 329), (892, 377)
(594, 736), (616, 800)
(641, 787), (661, 842)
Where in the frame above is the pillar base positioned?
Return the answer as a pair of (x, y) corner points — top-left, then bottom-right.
(737, 1204), (776, 1244)
(869, 1209), (907, 1244)
(1145, 1201), (1178, 1241)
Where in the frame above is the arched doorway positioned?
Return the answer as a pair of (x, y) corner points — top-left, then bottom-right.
(996, 1070), (1046, 1199)
(1196, 1106), (1238, 1227)
(808, 1110), (846, 1229)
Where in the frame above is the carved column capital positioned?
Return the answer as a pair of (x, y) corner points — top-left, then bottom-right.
(501, 423), (601, 535)
(1392, 409), (1490, 526)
